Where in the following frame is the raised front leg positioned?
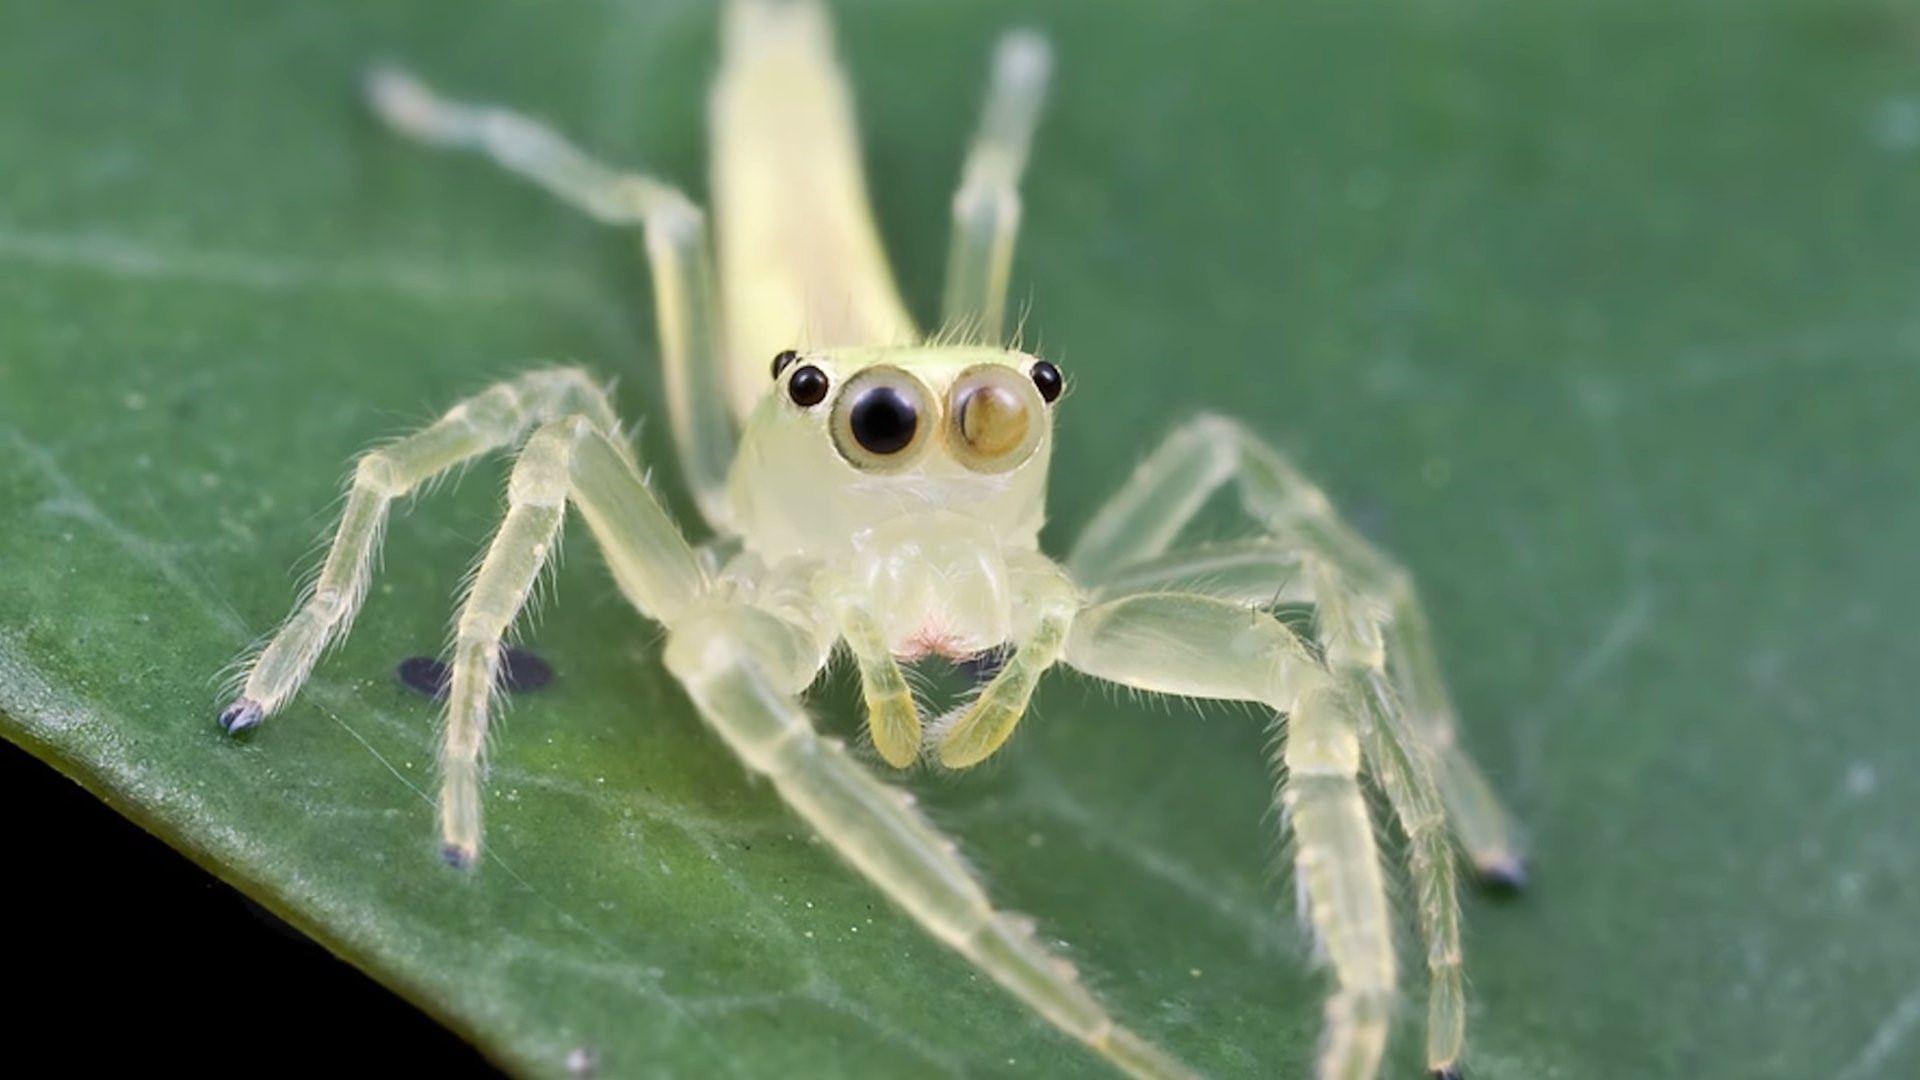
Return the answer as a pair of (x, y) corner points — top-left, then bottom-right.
(366, 68), (736, 529)
(942, 29), (1052, 343)
(1063, 592), (1398, 1080)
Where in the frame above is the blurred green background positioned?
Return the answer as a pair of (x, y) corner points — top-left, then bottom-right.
(3, 0), (1918, 1076)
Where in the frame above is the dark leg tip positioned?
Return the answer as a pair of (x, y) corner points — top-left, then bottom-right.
(1430, 1066), (1463, 1080)
(1477, 855), (1529, 896)
(439, 842), (477, 871)
(217, 699), (264, 736)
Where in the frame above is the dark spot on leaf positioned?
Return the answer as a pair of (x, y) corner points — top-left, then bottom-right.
(397, 647), (555, 699)
(397, 656), (449, 698)
(500, 645), (555, 692)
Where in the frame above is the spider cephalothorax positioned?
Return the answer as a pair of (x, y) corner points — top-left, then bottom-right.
(222, 5), (1522, 1078)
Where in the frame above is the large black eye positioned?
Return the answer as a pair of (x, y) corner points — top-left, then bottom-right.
(848, 385), (918, 454)
(770, 349), (800, 379)
(829, 365), (932, 470)
(787, 364), (829, 407)
(1029, 360), (1063, 403)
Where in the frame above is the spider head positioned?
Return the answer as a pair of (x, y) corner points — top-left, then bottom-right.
(729, 345), (1062, 558)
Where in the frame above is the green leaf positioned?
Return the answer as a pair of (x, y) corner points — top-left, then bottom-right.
(5, 1), (1920, 1077)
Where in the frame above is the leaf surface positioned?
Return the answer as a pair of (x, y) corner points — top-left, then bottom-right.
(3, 1), (1919, 1076)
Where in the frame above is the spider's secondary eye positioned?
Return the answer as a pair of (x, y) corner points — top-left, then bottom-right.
(1029, 360), (1064, 403)
(770, 349), (800, 379)
(829, 365), (933, 471)
(787, 364), (829, 407)
(848, 386), (918, 455)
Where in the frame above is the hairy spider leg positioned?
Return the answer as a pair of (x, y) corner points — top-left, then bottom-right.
(225, 370), (1196, 1077)
(262, 18), (1202, 1072)
(439, 413), (706, 866)
(1064, 592), (1398, 1080)
(665, 595), (1195, 1080)
(1083, 537), (1468, 1074)
(1066, 414), (1507, 1075)
(224, 2), (1506, 1074)
(366, 67), (736, 529)
(943, 29), (1052, 344)
(219, 369), (618, 734)
(1065, 415), (1522, 875)
(370, 3), (1051, 424)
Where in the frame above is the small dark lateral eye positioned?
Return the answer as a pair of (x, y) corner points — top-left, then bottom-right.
(770, 349), (800, 379)
(849, 386), (918, 454)
(1029, 360), (1063, 402)
(788, 364), (830, 407)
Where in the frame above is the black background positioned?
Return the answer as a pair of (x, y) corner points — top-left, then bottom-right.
(0, 736), (496, 1074)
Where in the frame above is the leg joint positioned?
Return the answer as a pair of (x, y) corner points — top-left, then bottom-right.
(353, 450), (407, 497)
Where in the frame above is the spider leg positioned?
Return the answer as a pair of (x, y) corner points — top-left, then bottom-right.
(1068, 415), (1523, 878)
(1068, 416), (1504, 1075)
(1084, 554), (1471, 1076)
(819, 587), (922, 767)
(942, 28), (1051, 343)
(365, 67), (735, 529)
(1064, 592), (1396, 1080)
(934, 563), (1078, 769)
(438, 414), (706, 865)
(1088, 537), (1313, 605)
(219, 368), (618, 734)
(663, 599), (1196, 1080)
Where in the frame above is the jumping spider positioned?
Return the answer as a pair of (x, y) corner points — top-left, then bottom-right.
(221, 4), (1524, 1076)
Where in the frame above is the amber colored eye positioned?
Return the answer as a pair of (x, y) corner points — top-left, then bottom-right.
(830, 365), (933, 470)
(947, 364), (1045, 474)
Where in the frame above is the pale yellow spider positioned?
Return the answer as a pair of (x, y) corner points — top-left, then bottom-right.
(218, 3), (1523, 1077)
